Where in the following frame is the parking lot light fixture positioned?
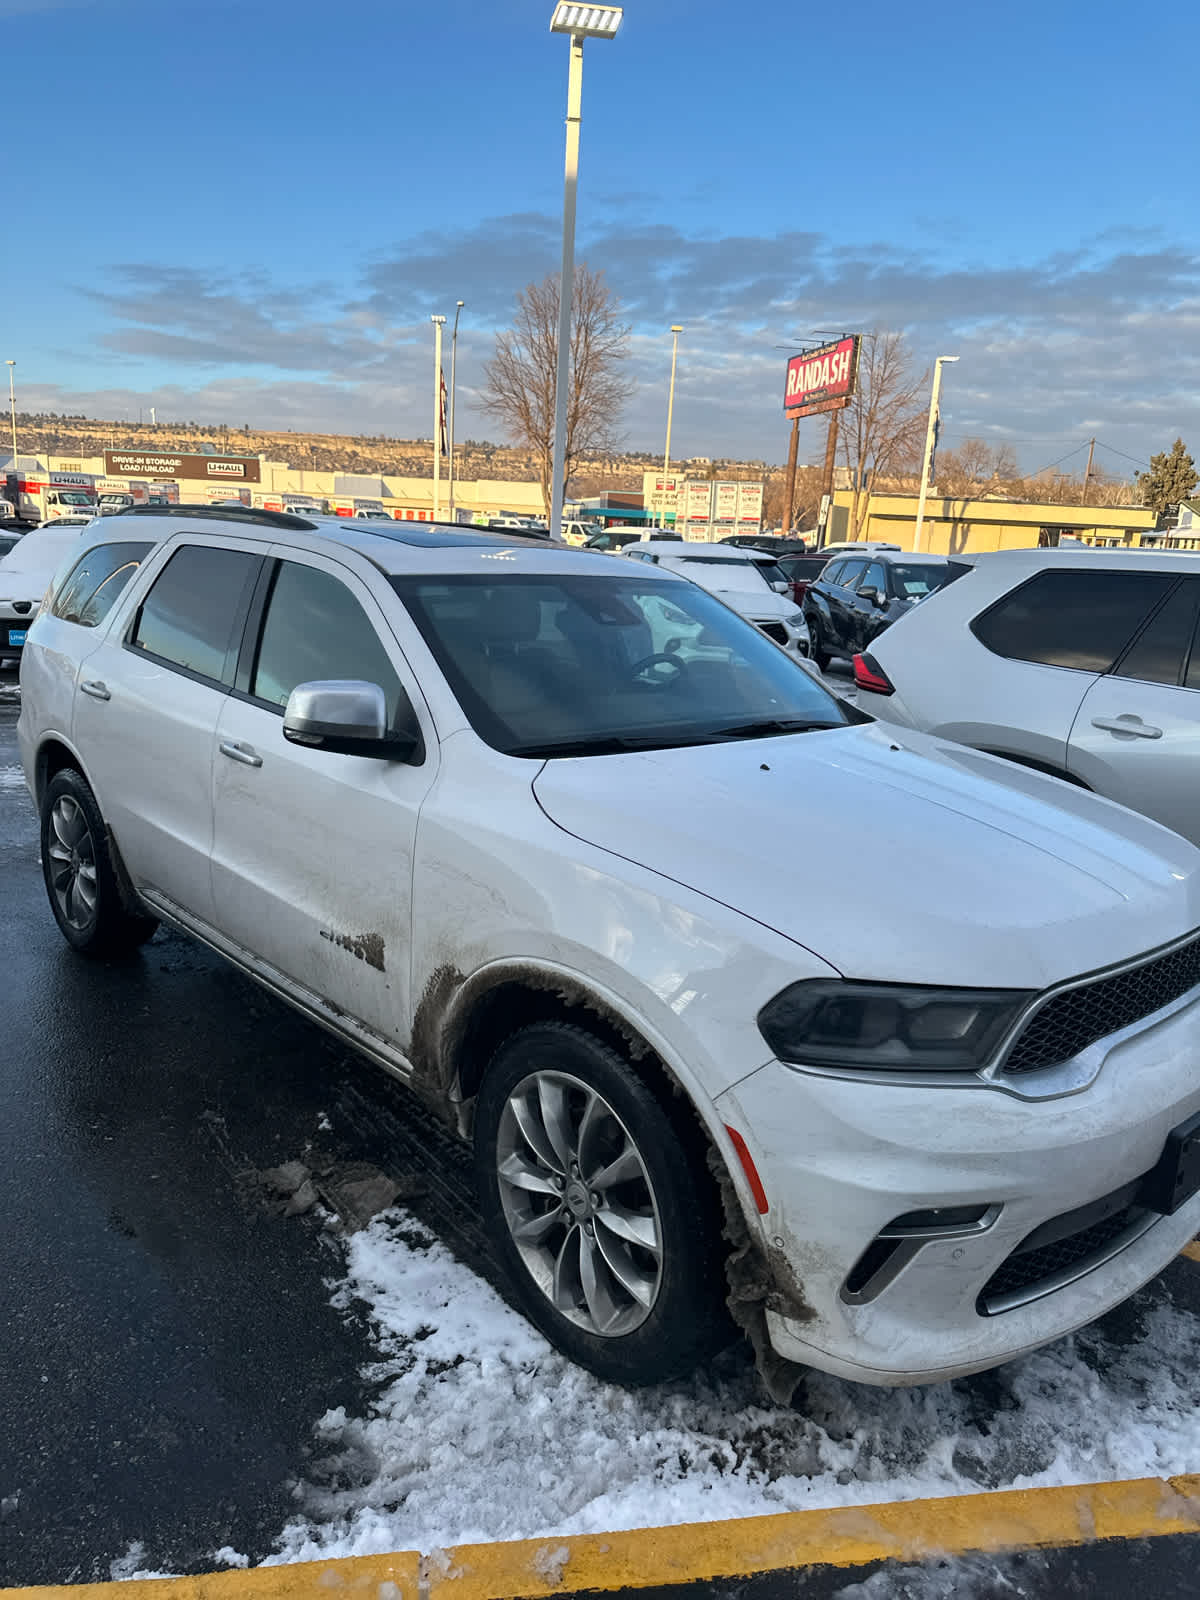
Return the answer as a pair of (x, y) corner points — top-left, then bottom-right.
(913, 355), (959, 554)
(547, 3), (622, 543)
(550, 5), (622, 38)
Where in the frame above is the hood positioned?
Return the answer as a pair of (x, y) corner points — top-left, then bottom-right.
(533, 721), (1200, 990)
(0, 531), (85, 596)
(709, 586), (798, 623)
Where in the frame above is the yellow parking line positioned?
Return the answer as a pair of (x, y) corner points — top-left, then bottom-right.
(5, 1474), (1200, 1600)
(1179, 1241), (1200, 1263)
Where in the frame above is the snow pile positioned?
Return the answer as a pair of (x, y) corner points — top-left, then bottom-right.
(109, 1542), (178, 1581)
(269, 1210), (1200, 1564)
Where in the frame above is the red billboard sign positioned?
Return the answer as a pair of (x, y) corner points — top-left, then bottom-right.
(784, 336), (860, 418)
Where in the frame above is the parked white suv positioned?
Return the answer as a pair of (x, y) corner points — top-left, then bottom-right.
(622, 541), (810, 657)
(17, 510), (1200, 1388)
(855, 548), (1200, 847)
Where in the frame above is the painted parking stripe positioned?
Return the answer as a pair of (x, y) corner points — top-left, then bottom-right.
(6, 1473), (1200, 1600)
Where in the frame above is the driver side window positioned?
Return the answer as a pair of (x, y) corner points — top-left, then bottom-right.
(250, 561), (404, 723)
(859, 562), (887, 597)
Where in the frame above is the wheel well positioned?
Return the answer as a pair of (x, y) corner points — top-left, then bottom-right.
(35, 738), (82, 807)
(449, 978), (715, 1168)
(977, 748), (1092, 789)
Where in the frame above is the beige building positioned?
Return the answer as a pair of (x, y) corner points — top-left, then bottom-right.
(37, 448), (549, 523)
(827, 491), (1160, 553)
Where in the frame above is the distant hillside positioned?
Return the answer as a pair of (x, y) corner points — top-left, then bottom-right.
(12, 414), (770, 494)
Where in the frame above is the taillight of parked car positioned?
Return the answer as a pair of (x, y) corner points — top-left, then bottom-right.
(790, 580), (810, 604)
(853, 652), (895, 695)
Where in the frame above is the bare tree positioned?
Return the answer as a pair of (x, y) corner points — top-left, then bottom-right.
(936, 437), (1020, 497)
(837, 332), (928, 539)
(764, 463), (823, 529)
(483, 266), (632, 516)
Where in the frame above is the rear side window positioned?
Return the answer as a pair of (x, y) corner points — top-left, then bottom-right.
(971, 570), (1174, 672)
(250, 560), (405, 722)
(130, 545), (261, 685)
(821, 561), (846, 586)
(1115, 579), (1200, 686)
(50, 542), (153, 628)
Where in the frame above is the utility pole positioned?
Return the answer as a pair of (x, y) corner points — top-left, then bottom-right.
(448, 301), (464, 522)
(660, 324), (682, 530)
(431, 314), (446, 520)
(816, 411), (840, 548)
(782, 416), (800, 534)
(5, 361), (16, 466)
(913, 355), (959, 553)
(1081, 436), (1096, 505)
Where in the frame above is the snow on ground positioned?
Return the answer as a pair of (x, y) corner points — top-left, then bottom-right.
(266, 1210), (1200, 1564)
(0, 765), (27, 790)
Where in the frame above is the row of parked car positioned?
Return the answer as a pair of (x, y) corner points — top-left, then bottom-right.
(11, 501), (1200, 1399)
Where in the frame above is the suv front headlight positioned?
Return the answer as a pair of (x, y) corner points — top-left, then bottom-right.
(758, 980), (1033, 1073)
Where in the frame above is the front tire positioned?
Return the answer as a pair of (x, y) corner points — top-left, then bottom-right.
(809, 621), (832, 673)
(40, 769), (158, 957)
(474, 1022), (729, 1384)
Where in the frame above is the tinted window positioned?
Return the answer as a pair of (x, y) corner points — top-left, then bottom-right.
(889, 562), (949, 599)
(838, 559), (869, 589)
(820, 561), (846, 586)
(1116, 580), (1200, 687)
(859, 562), (887, 596)
(131, 545), (261, 684)
(251, 561), (404, 722)
(972, 570), (1174, 672)
(393, 572), (849, 757)
(51, 542), (153, 628)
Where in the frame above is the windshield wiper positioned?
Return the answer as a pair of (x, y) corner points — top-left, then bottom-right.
(507, 731), (721, 759)
(708, 718), (843, 740)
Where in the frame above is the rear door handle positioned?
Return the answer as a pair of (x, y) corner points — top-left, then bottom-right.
(80, 679), (110, 701)
(1091, 716), (1163, 739)
(219, 739), (263, 768)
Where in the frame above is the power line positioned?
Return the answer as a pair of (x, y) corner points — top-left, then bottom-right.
(1029, 441), (1091, 476)
(1094, 439), (1150, 470)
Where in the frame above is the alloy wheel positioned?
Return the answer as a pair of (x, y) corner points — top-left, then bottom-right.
(495, 1069), (664, 1336)
(47, 794), (99, 932)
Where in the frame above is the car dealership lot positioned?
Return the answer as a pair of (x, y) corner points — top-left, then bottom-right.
(5, 694), (1200, 1596)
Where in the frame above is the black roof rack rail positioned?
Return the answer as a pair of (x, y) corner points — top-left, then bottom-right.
(122, 503), (318, 530)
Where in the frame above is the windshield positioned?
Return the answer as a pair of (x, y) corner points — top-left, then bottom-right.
(56, 491), (93, 506)
(392, 572), (850, 758)
(890, 562), (951, 598)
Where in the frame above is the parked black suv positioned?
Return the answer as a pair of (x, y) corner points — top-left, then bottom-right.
(803, 550), (970, 671)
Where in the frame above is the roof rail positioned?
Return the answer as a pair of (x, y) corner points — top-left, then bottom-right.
(122, 503), (318, 530)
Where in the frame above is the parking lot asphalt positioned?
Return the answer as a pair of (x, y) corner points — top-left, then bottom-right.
(4, 672), (1200, 1598)
(0, 691), (497, 1587)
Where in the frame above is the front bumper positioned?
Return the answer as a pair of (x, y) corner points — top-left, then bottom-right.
(0, 608), (34, 664)
(717, 991), (1200, 1384)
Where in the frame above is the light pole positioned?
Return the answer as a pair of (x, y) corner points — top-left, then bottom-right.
(548, 3), (622, 539)
(448, 300), (464, 522)
(431, 314), (446, 520)
(913, 355), (959, 553)
(659, 323), (682, 529)
(5, 361), (16, 466)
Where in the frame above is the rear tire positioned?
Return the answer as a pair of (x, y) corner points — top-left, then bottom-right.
(40, 769), (158, 957)
(810, 622), (832, 673)
(474, 1021), (729, 1385)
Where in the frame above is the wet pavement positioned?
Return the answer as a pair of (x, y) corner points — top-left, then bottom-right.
(0, 690), (493, 1586)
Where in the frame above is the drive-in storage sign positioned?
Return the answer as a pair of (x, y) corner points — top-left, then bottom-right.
(103, 450), (262, 483)
(784, 335), (860, 419)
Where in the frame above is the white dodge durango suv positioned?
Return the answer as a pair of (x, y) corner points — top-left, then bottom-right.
(17, 507), (1200, 1389)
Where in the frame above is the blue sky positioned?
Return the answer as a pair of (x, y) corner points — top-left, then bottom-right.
(7, 0), (1199, 476)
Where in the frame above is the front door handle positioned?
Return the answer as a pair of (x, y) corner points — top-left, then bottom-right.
(1091, 716), (1163, 740)
(80, 679), (110, 701)
(219, 739), (263, 768)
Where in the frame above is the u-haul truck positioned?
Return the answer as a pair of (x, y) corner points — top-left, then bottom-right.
(4, 468), (97, 526)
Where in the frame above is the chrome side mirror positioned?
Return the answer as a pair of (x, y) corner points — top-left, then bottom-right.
(283, 680), (421, 762)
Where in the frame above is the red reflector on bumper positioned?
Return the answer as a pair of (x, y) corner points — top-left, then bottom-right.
(725, 1124), (769, 1214)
